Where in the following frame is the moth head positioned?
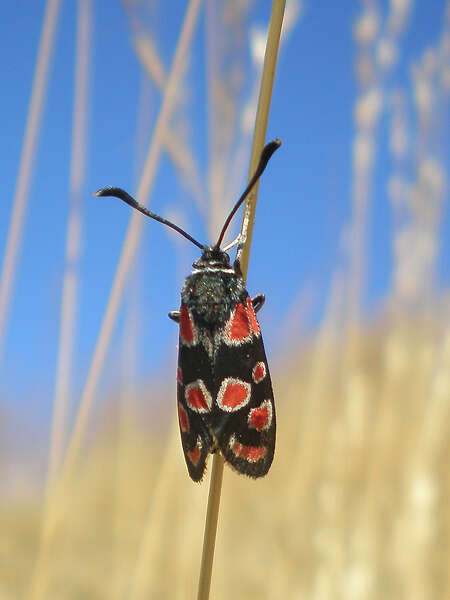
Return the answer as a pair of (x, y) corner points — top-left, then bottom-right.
(193, 246), (231, 269)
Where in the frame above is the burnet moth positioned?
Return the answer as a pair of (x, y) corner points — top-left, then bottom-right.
(95, 139), (280, 481)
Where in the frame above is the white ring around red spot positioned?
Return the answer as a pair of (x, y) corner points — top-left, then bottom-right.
(225, 302), (252, 346)
(217, 377), (251, 412)
(246, 296), (260, 336)
(179, 304), (197, 346)
(185, 380), (212, 413)
(187, 436), (202, 466)
(178, 402), (189, 433)
(252, 361), (266, 383)
(228, 434), (267, 462)
(248, 399), (273, 432)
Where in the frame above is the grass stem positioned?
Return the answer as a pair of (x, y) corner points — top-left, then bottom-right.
(196, 2), (286, 598)
(197, 454), (224, 600)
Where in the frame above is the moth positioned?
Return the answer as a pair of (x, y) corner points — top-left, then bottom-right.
(95, 139), (280, 481)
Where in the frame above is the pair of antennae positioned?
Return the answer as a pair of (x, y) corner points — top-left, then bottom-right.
(94, 139), (281, 250)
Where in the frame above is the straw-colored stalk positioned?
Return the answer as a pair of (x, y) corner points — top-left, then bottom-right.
(0, 0), (62, 367)
(28, 1), (203, 598)
(133, 33), (206, 212)
(47, 0), (91, 500)
(196, 2), (286, 599)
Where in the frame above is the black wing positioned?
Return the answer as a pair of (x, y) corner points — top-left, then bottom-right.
(175, 303), (215, 482)
(210, 295), (276, 477)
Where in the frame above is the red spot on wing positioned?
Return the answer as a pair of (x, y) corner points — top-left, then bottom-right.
(230, 436), (266, 462)
(180, 304), (195, 344)
(227, 302), (250, 341)
(252, 361), (266, 383)
(177, 367), (183, 384)
(187, 387), (207, 410)
(178, 403), (189, 433)
(217, 378), (251, 411)
(246, 296), (260, 335)
(185, 380), (212, 412)
(187, 438), (202, 466)
(248, 400), (272, 431)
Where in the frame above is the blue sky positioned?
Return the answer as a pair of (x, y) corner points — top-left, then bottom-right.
(1, 0), (448, 424)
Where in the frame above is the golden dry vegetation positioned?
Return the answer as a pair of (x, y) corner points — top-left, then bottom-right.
(1, 310), (450, 598)
(1, 0), (449, 598)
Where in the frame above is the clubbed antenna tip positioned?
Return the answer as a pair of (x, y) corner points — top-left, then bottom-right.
(94, 186), (204, 249)
(215, 139), (281, 248)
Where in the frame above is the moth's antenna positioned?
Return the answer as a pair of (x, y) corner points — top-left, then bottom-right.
(215, 139), (281, 249)
(94, 187), (204, 250)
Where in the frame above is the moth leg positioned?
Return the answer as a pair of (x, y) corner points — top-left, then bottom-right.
(222, 234), (242, 253)
(235, 221), (248, 265)
(168, 310), (180, 323)
(251, 294), (265, 313)
(233, 258), (243, 278)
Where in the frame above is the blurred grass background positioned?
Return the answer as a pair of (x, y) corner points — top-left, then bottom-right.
(1, 0), (449, 598)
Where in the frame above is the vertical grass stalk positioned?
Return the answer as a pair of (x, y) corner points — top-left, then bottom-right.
(0, 0), (61, 368)
(196, 2), (286, 598)
(29, 2), (203, 598)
